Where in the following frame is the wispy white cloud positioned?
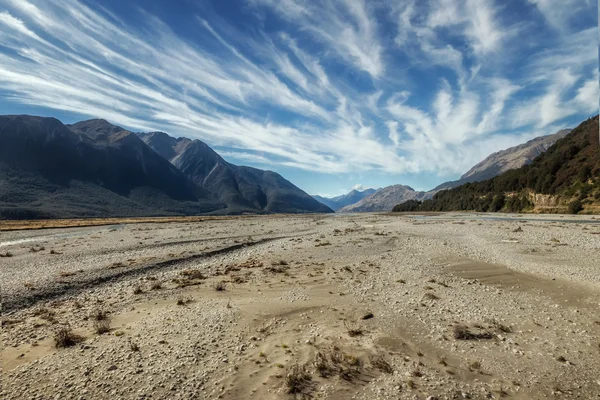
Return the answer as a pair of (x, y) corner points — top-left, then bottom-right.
(250, 0), (384, 78)
(528, 0), (593, 30)
(0, 0), (596, 185)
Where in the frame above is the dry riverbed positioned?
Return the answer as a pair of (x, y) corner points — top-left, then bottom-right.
(1, 213), (599, 399)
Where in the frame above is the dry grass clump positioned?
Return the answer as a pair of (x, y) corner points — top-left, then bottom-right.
(370, 356), (393, 374)
(423, 292), (440, 300)
(313, 347), (363, 381)
(225, 258), (263, 273)
(489, 319), (513, 333)
(93, 319), (111, 334)
(265, 260), (290, 274)
(176, 296), (192, 306)
(344, 319), (364, 337)
(469, 360), (482, 371)
(453, 324), (494, 340)
(91, 309), (111, 334)
(315, 351), (334, 377)
(92, 309), (109, 321)
(230, 274), (248, 284)
(132, 285), (143, 295)
(213, 281), (227, 291)
(180, 269), (207, 280)
(285, 364), (313, 395)
(54, 326), (84, 348)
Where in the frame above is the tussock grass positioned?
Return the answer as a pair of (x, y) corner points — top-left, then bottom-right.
(370, 356), (393, 374)
(54, 326), (84, 348)
(453, 324), (494, 340)
(285, 364), (312, 395)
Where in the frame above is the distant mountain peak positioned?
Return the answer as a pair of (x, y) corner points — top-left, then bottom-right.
(338, 184), (424, 213)
(313, 188), (377, 211)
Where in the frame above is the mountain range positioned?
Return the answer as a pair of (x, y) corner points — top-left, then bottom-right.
(394, 116), (599, 214)
(0, 114), (577, 219)
(0, 116), (331, 219)
(312, 188), (376, 211)
(138, 131), (331, 214)
(326, 128), (571, 213)
(430, 129), (571, 193)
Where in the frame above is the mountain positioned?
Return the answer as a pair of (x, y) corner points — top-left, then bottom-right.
(138, 131), (332, 214)
(336, 129), (570, 213)
(338, 185), (426, 213)
(0, 116), (226, 219)
(313, 188), (377, 211)
(429, 129), (571, 194)
(394, 116), (599, 214)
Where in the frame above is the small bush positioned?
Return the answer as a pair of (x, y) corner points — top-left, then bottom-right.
(54, 326), (84, 348)
(180, 269), (206, 280)
(213, 281), (227, 291)
(469, 360), (481, 370)
(568, 200), (583, 214)
(315, 352), (333, 377)
(176, 296), (192, 306)
(93, 319), (111, 334)
(92, 309), (109, 321)
(453, 324), (494, 340)
(371, 356), (393, 374)
(285, 364), (312, 395)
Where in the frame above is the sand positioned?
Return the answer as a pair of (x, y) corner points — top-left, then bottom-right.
(1, 212), (599, 399)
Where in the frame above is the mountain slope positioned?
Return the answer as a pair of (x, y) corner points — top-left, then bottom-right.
(339, 185), (426, 213)
(394, 116), (599, 214)
(313, 188), (377, 211)
(430, 129), (571, 193)
(0, 116), (225, 219)
(138, 132), (332, 214)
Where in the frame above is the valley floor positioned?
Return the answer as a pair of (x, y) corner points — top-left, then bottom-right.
(1, 213), (599, 399)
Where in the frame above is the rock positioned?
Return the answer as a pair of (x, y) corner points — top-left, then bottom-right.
(361, 312), (374, 320)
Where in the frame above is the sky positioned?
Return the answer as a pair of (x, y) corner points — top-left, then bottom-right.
(0, 0), (598, 197)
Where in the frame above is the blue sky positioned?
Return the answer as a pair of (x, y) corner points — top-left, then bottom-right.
(0, 0), (597, 196)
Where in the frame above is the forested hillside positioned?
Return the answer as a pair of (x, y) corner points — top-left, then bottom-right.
(394, 115), (599, 214)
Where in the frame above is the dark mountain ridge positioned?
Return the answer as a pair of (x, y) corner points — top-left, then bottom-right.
(138, 132), (332, 214)
(0, 116), (227, 219)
